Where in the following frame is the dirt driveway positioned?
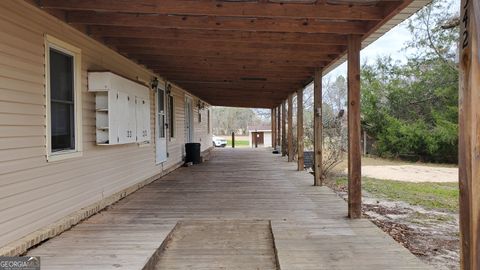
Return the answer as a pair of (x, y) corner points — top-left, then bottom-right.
(359, 165), (458, 182)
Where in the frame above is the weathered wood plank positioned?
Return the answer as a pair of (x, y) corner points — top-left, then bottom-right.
(347, 35), (362, 219)
(297, 89), (304, 171)
(27, 148), (431, 270)
(66, 11), (369, 34)
(153, 220), (278, 270)
(137, 55), (328, 69)
(287, 94), (294, 162)
(277, 106), (281, 148)
(459, 0), (480, 269)
(88, 26), (348, 45)
(103, 37), (346, 54)
(281, 101), (287, 156)
(271, 108), (276, 149)
(41, 0), (386, 20)
(314, 68), (323, 186)
(120, 46), (335, 62)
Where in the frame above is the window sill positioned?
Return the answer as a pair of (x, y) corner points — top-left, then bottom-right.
(47, 150), (83, 162)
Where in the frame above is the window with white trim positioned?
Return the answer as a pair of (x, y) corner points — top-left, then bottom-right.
(46, 35), (82, 161)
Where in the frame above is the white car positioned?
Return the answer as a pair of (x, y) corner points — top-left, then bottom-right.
(212, 136), (227, 147)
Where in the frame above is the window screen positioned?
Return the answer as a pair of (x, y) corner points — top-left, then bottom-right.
(50, 48), (75, 152)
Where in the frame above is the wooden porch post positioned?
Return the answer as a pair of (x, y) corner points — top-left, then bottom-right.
(314, 68), (323, 186)
(347, 35), (362, 219)
(271, 108), (276, 148)
(287, 94), (294, 162)
(297, 88), (304, 171)
(459, 1), (479, 269)
(281, 101), (287, 156)
(277, 106), (281, 148)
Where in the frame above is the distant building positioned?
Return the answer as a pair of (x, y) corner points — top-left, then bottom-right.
(247, 125), (272, 148)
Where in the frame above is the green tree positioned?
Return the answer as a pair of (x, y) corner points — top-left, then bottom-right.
(360, 0), (459, 163)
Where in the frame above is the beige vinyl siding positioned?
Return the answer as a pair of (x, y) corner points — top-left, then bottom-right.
(164, 85), (186, 169)
(0, 0), (212, 248)
(193, 101), (213, 152)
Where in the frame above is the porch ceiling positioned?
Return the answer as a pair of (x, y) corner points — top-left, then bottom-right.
(34, 0), (424, 108)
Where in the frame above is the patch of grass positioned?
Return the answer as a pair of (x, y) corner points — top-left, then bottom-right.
(334, 177), (459, 212)
(227, 139), (249, 147)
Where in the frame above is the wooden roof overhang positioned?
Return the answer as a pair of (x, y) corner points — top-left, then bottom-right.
(33, 0), (428, 108)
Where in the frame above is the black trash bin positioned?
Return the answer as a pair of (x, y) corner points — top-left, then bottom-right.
(185, 143), (201, 164)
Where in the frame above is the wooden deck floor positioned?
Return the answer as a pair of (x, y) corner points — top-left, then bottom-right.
(28, 148), (432, 270)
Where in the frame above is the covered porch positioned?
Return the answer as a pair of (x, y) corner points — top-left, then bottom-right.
(28, 148), (429, 269)
(1, 0), (478, 269)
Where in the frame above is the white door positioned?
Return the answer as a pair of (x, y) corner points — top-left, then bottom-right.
(156, 87), (167, 164)
(185, 97), (193, 143)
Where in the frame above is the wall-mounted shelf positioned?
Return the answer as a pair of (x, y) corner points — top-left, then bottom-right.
(88, 71), (151, 145)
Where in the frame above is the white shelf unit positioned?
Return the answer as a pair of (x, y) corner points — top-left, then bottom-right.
(88, 71), (151, 145)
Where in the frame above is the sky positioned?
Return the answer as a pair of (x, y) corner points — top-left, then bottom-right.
(325, 21), (414, 79)
(325, 0), (459, 79)
(302, 21), (417, 93)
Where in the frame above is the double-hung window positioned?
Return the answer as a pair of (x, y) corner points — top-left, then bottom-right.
(45, 35), (82, 161)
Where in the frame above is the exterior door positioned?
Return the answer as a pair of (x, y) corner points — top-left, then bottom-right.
(156, 87), (167, 164)
(252, 132), (264, 147)
(185, 97), (193, 143)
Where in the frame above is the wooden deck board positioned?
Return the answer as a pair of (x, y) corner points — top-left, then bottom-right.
(28, 148), (431, 269)
(153, 220), (278, 270)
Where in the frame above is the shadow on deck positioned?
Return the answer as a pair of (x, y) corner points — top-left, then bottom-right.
(28, 148), (431, 269)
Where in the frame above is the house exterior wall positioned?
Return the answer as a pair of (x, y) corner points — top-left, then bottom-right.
(0, 0), (212, 250)
(264, 132), (272, 147)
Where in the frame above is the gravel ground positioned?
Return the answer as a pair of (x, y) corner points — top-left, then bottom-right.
(330, 183), (460, 270)
(347, 165), (458, 182)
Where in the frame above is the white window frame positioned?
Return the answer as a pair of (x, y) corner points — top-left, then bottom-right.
(45, 35), (83, 162)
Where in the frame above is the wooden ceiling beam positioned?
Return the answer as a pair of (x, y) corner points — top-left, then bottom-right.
(157, 71), (311, 81)
(102, 37), (346, 54)
(207, 100), (274, 109)
(165, 77), (310, 87)
(197, 96), (282, 109)
(156, 66), (311, 76)
(119, 47), (336, 62)
(145, 63), (314, 74)
(40, 0), (387, 20)
(139, 60), (323, 70)
(175, 80), (304, 90)
(66, 11), (369, 34)
(157, 68), (311, 77)
(135, 55), (327, 68)
(190, 89), (289, 99)
(186, 88), (286, 103)
(146, 62), (315, 74)
(88, 26), (348, 45)
(179, 86), (297, 93)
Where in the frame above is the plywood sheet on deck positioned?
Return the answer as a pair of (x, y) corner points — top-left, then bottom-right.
(153, 220), (278, 270)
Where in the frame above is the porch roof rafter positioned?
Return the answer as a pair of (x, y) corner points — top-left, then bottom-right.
(34, 0), (425, 108)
